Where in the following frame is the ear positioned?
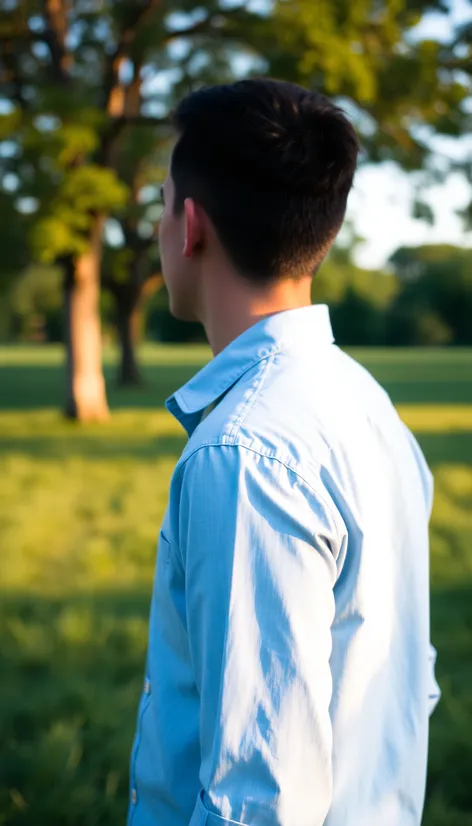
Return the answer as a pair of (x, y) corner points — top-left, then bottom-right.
(183, 198), (203, 258)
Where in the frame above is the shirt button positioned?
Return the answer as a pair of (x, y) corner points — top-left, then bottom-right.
(131, 788), (137, 805)
(144, 679), (151, 695)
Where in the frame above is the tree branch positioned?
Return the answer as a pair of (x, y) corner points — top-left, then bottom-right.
(164, 17), (213, 41)
(112, 114), (169, 127)
(99, 113), (168, 168)
(0, 29), (44, 44)
(124, 61), (143, 117)
(101, 1), (164, 165)
(42, 0), (72, 85)
(439, 57), (472, 72)
(163, 6), (251, 43)
(104, 0), (163, 107)
(116, 0), (164, 48)
(141, 272), (163, 297)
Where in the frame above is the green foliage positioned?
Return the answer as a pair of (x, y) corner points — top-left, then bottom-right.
(106, 249), (136, 286)
(60, 167), (128, 216)
(32, 167), (128, 263)
(272, 0), (393, 102)
(0, 347), (472, 824)
(8, 264), (63, 343)
(146, 285), (206, 343)
(254, 0), (471, 177)
(313, 243), (472, 347)
(1, 0), (471, 294)
(0, 195), (31, 292)
(31, 218), (88, 263)
(413, 200), (435, 225)
(4, 235), (472, 348)
(53, 125), (100, 168)
(389, 245), (472, 345)
(314, 246), (399, 306)
(310, 244), (399, 345)
(0, 110), (22, 140)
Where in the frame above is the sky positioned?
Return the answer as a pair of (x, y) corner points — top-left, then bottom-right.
(351, 0), (472, 269)
(351, 157), (472, 269)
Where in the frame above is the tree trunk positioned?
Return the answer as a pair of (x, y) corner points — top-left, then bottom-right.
(114, 272), (164, 387)
(116, 298), (142, 386)
(64, 218), (109, 421)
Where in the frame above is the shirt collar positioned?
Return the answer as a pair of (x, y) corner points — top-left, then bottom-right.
(165, 304), (334, 434)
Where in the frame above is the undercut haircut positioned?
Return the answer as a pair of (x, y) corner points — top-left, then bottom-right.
(171, 78), (359, 283)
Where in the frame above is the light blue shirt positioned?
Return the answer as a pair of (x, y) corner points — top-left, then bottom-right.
(129, 305), (440, 826)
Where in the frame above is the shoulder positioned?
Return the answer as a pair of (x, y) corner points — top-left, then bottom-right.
(178, 347), (320, 462)
(171, 441), (346, 558)
(173, 346), (335, 496)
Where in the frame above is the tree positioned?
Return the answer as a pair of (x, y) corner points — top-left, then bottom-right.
(0, 192), (31, 339)
(439, 18), (472, 229)
(8, 262), (63, 342)
(0, 1), (277, 399)
(96, 7), (267, 385)
(1, 0), (130, 419)
(94, 0), (469, 364)
(388, 244), (472, 345)
(1, 0), (471, 413)
(235, 0), (471, 237)
(100, 135), (167, 386)
(103, 245), (164, 385)
(0, 191), (30, 294)
(312, 241), (399, 345)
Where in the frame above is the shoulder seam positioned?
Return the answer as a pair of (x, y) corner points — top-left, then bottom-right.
(176, 441), (346, 550)
(226, 354), (275, 444)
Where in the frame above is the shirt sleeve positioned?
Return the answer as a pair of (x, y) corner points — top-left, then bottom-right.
(177, 444), (342, 826)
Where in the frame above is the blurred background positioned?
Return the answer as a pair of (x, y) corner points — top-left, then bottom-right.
(0, 0), (471, 824)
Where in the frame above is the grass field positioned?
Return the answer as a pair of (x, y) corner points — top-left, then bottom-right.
(1, 345), (472, 826)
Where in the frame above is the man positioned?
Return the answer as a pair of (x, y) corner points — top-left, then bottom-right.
(128, 79), (440, 826)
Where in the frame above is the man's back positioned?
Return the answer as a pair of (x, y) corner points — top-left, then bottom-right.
(129, 305), (439, 826)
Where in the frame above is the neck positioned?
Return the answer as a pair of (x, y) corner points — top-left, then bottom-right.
(202, 273), (313, 356)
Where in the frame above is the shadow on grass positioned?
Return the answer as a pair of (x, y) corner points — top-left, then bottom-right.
(0, 363), (203, 412)
(0, 434), (187, 461)
(2, 355), (472, 412)
(1, 431), (471, 468)
(1, 588), (152, 826)
(1, 587), (152, 704)
(1, 579), (472, 826)
(415, 433), (472, 467)
(426, 582), (472, 822)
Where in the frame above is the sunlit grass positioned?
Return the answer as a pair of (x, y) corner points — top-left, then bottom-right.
(1, 347), (472, 825)
(398, 405), (472, 433)
(1, 407), (471, 594)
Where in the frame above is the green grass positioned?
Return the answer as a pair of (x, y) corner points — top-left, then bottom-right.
(1, 344), (472, 410)
(0, 345), (472, 825)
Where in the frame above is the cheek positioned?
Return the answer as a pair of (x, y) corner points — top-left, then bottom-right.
(158, 211), (169, 253)
(159, 211), (182, 261)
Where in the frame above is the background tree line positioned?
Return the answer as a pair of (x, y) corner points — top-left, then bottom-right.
(0, 0), (471, 420)
(4, 240), (472, 348)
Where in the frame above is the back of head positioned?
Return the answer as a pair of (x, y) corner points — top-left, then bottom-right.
(171, 78), (359, 283)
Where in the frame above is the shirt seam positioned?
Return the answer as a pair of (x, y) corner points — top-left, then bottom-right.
(172, 344), (286, 417)
(176, 441), (345, 551)
(226, 354), (275, 444)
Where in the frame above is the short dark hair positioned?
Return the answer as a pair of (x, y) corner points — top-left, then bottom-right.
(170, 78), (359, 283)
